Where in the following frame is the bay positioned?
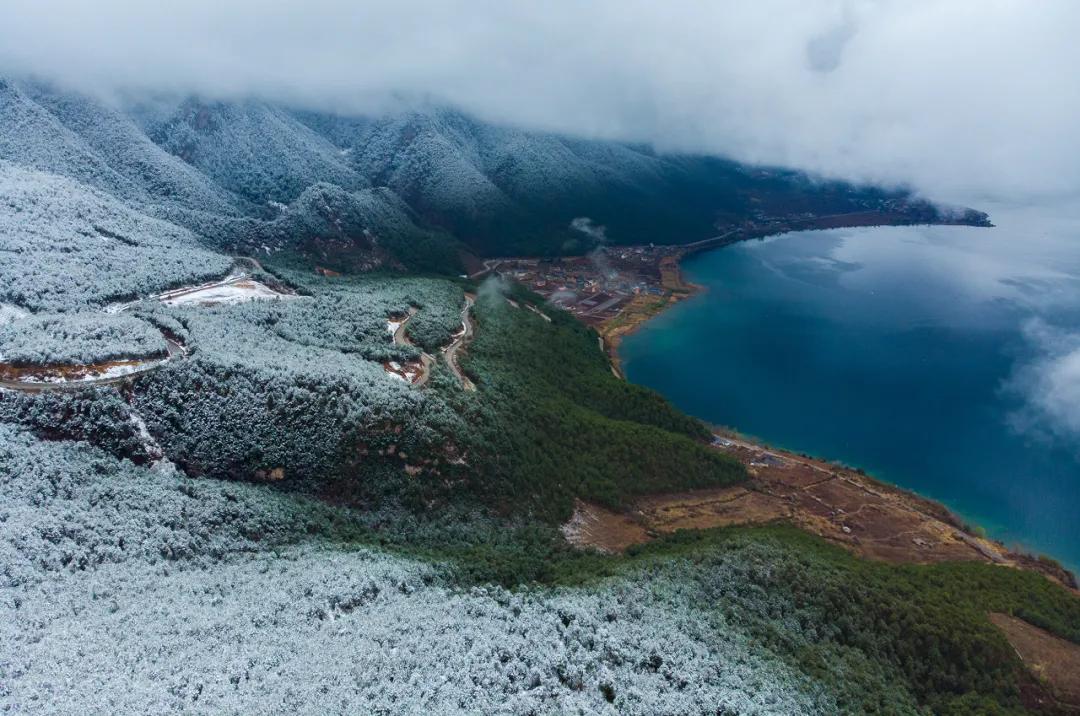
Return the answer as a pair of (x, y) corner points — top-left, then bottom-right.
(620, 203), (1080, 571)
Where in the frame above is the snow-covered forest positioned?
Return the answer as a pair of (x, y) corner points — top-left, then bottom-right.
(0, 77), (927, 268)
(128, 277), (464, 480)
(4, 415), (1077, 715)
(0, 162), (233, 311)
(0, 425), (839, 715)
(0, 312), (166, 365)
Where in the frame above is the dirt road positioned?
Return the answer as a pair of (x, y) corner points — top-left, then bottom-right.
(443, 295), (476, 391)
(0, 339), (184, 393)
(388, 296), (475, 389)
(390, 308), (435, 386)
(468, 259), (502, 280)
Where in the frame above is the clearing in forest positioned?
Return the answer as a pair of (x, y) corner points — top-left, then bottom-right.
(563, 435), (1077, 591)
(989, 612), (1080, 711)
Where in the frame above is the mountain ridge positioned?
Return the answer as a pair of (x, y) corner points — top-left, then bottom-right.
(0, 78), (989, 293)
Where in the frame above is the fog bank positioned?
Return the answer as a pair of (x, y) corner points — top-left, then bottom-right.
(1, 1), (1078, 201)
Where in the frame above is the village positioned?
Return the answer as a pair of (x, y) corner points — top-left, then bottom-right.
(471, 229), (753, 375)
(480, 244), (687, 328)
(474, 200), (986, 365)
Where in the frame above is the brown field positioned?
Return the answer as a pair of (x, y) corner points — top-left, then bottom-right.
(563, 435), (1077, 590)
(990, 613), (1080, 712)
(0, 358), (151, 383)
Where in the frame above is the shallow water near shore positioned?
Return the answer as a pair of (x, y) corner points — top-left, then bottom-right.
(620, 202), (1080, 572)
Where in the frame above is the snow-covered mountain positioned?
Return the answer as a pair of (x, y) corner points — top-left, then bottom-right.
(293, 107), (918, 255)
(16, 82), (247, 217)
(0, 78), (933, 290)
(0, 79), (147, 204)
(0, 80), (455, 297)
(144, 98), (368, 206)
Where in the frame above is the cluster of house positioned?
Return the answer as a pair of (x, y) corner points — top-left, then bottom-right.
(492, 248), (672, 324)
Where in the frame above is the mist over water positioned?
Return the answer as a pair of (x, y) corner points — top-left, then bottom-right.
(620, 203), (1080, 571)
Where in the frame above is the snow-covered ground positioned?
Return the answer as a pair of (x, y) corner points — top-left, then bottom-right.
(383, 359), (422, 383)
(160, 276), (290, 307)
(0, 328), (184, 390)
(0, 303), (29, 327)
(107, 273), (300, 313)
(127, 408), (165, 463)
(0, 356), (170, 389)
(0, 344), (186, 392)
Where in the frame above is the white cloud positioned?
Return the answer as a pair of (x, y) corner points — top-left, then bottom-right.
(1, 1), (1078, 201)
(570, 218), (607, 243)
(1006, 319), (1080, 447)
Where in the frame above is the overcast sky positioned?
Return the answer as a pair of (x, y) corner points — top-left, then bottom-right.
(2, 0), (1077, 202)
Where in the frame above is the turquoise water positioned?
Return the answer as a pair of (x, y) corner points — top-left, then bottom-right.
(620, 203), (1080, 571)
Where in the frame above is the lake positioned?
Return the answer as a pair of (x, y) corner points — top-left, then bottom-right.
(620, 202), (1080, 571)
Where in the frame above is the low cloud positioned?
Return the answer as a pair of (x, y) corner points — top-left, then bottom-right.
(1005, 319), (1080, 449)
(476, 274), (509, 302)
(570, 218), (607, 243)
(1, 1), (1078, 201)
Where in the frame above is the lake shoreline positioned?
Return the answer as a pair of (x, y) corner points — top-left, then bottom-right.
(600, 212), (988, 376)
(602, 215), (1079, 586)
(563, 428), (1079, 591)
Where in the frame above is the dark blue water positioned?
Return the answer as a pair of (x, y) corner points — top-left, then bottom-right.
(621, 203), (1080, 571)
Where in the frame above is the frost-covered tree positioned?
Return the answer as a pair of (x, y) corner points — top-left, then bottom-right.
(0, 161), (233, 311)
(0, 312), (166, 365)
(148, 98), (367, 205)
(0, 426), (846, 715)
(128, 276), (465, 480)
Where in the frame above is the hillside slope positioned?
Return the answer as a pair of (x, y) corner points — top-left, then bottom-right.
(0, 82), (454, 273)
(1, 80), (984, 269)
(144, 98), (368, 205)
(295, 107), (957, 255)
(17, 82), (245, 217)
(0, 161), (232, 310)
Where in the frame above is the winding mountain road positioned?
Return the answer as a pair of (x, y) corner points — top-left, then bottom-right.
(443, 295), (476, 391)
(390, 295), (476, 390)
(0, 339), (184, 393)
(390, 308), (435, 386)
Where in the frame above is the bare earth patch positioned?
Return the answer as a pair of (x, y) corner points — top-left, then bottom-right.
(636, 485), (791, 533)
(0, 338), (184, 392)
(157, 276), (294, 307)
(560, 501), (651, 553)
(990, 612), (1080, 712)
(105, 270), (299, 314)
(564, 435), (1077, 590)
(385, 307), (432, 385)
